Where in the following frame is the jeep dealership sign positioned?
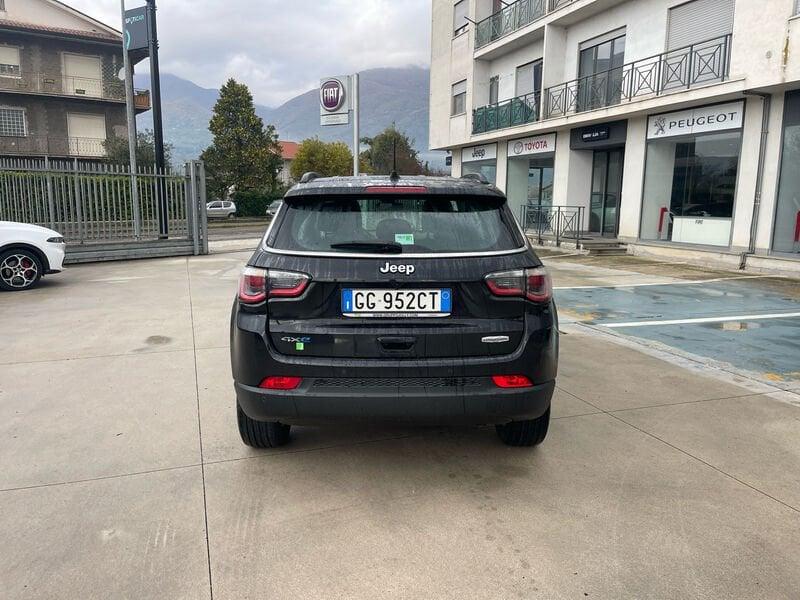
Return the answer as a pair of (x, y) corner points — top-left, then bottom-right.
(320, 77), (351, 126)
(461, 144), (497, 163)
(508, 134), (556, 157)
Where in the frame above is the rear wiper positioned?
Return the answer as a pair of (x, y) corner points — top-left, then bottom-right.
(330, 241), (403, 254)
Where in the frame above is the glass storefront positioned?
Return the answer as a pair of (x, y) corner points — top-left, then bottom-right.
(462, 161), (497, 184)
(641, 102), (744, 247)
(772, 90), (800, 254)
(461, 144), (497, 185)
(505, 134), (556, 222)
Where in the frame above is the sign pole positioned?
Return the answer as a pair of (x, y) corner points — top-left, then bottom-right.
(120, 0), (140, 238)
(352, 73), (359, 176)
(146, 0), (168, 237)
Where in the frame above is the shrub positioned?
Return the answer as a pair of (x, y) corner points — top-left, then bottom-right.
(232, 189), (285, 217)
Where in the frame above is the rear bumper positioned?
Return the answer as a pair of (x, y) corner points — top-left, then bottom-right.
(231, 300), (559, 426)
(235, 378), (554, 426)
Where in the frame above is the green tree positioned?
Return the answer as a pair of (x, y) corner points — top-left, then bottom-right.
(201, 78), (282, 199)
(360, 124), (423, 175)
(104, 129), (174, 168)
(290, 138), (353, 180)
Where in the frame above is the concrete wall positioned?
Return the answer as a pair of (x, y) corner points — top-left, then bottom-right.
(729, 0), (798, 87)
(482, 40), (545, 106)
(430, 0), (476, 150)
(619, 115), (647, 239)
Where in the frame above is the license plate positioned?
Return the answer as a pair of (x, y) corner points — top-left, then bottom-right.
(342, 289), (451, 317)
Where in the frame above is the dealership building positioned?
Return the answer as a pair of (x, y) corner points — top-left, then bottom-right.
(429, 0), (800, 272)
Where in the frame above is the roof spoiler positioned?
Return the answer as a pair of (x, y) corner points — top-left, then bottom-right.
(460, 173), (490, 185)
(299, 172), (321, 184)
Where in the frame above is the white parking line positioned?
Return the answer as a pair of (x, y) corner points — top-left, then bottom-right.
(601, 312), (800, 328)
(554, 275), (776, 290)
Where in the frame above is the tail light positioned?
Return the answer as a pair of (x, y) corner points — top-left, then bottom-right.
(239, 267), (267, 303)
(267, 269), (310, 298)
(484, 267), (552, 303)
(492, 375), (533, 388)
(238, 268), (310, 304)
(259, 376), (302, 390)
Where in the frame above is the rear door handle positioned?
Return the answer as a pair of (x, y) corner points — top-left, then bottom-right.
(378, 336), (416, 351)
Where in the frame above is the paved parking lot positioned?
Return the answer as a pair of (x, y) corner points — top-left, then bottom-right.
(1, 249), (799, 599)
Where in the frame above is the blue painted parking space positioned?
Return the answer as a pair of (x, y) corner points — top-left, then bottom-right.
(556, 277), (800, 382)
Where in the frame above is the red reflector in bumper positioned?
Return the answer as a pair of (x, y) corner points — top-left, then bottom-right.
(492, 375), (533, 388)
(259, 376), (302, 390)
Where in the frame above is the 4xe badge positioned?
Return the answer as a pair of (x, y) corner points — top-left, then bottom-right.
(281, 336), (311, 351)
(379, 262), (415, 275)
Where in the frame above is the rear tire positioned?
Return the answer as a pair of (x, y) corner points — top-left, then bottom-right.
(236, 402), (291, 448)
(496, 407), (550, 447)
(0, 248), (43, 291)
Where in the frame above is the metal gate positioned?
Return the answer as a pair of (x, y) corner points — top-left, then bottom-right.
(0, 157), (208, 261)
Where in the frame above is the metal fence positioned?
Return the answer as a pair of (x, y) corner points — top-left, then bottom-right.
(0, 157), (208, 255)
(472, 91), (540, 135)
(520, 205), (585, 246)
(544, 35), (732, 118)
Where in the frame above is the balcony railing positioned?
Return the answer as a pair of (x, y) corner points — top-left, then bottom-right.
(0, 135), (107, 158)
(473, 91), (540, 135)
(544, 35), (732, 119)
(475, 0), (575, 49)
(0, 72), (150, 108)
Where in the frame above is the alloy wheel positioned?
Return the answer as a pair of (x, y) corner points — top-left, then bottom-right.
(0, 253), (39, 289)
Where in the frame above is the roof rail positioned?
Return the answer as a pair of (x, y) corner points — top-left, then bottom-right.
(460, 172), (490, 185)
(299, 171), (321, 184)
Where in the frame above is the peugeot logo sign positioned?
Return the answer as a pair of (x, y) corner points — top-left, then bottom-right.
(320, 79), (346, 112)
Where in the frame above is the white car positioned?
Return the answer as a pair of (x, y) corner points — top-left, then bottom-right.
(266, 199), (283, 218)
(0, 221), (66, 291)
(207, 200), (237, 219)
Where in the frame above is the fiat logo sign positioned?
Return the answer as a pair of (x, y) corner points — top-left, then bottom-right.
(320, 79), (345, 112)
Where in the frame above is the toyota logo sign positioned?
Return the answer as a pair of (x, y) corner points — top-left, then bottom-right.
(320, 79), (346, 112)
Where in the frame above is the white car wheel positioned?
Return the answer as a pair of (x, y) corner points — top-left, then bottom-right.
(0, 249), (43, 291)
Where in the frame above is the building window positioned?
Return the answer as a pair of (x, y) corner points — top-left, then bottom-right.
(453, 1), (468, 36)
(0, 46), (21, 77)
(772, 90), (800, 254)
(488, 76), (499, 105)
(578, 32), (626, 111)
(0, 1), (5, 11)
(515, 60), (542, 98)
(0, 107), (27, 137)
(667, 0), (735, 50)
(641, 103), (744, 247)
(451, 80), (467, 116)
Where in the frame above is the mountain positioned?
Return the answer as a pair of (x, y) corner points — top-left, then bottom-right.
(134, 66), (444, 169)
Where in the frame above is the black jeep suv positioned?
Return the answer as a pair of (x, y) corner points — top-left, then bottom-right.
(230, 174), (558, 447)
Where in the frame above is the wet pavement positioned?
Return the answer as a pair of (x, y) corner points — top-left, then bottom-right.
(547, 255), (800, 390)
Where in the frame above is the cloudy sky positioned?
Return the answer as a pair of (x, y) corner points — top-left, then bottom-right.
(68, 0), (431, 107)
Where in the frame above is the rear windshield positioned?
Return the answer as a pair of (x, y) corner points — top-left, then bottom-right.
(268, 194), (524, 255)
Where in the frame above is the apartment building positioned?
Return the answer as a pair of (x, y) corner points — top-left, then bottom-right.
(0, 0), (150, 160)
(430, 0), (800, 271)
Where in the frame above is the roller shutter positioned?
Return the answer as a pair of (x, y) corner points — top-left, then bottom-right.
(667, 0), (735, 50)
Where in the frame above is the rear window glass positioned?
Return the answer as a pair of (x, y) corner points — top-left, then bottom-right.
(268, 194), (524, 254)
